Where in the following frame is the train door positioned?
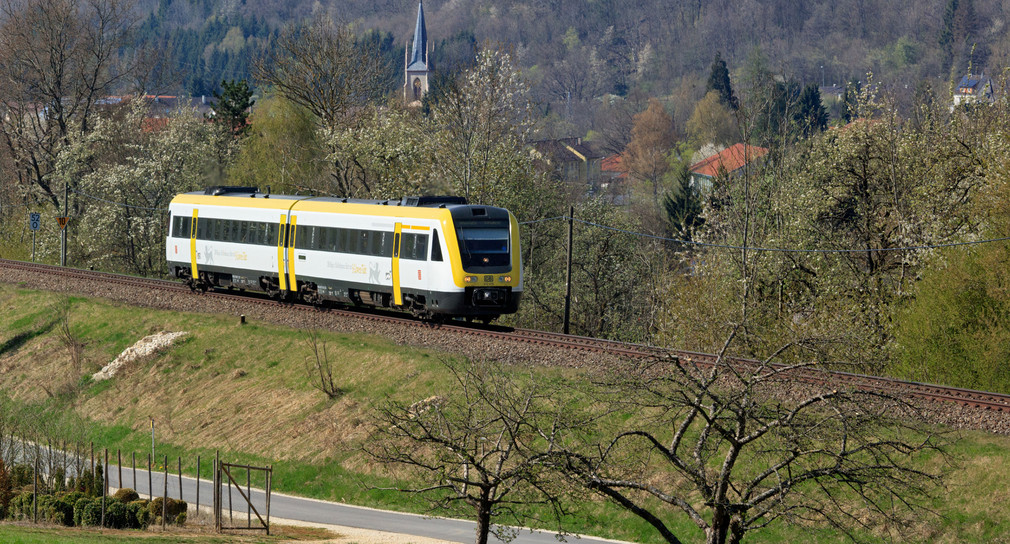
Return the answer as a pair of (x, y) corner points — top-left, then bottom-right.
(277, 212), (298, 294)
(189, 209), (199, 279)
(396, 226), (432, 306)
(392, 223), (403, 306)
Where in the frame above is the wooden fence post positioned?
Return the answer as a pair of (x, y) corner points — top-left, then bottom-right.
(162, 455), (168, 529)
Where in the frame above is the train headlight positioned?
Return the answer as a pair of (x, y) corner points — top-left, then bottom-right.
(499, 276), (511, 283)
(464, 275), (478, 283)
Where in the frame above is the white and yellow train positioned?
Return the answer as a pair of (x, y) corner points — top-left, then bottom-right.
(165, 187), (522, 320)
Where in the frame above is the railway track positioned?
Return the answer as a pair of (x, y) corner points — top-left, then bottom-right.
(4, 258), (1010, 413)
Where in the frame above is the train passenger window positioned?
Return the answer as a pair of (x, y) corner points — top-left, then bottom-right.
(171, 216), (180, 237)
(380, 231), (393, 257)
(250, 222), (262, 245)
(358, 230), (368, 254)
(196, 218), (208, 240)
(237, 221), (248, 243)
(370, 231), (383, 256)
(181, 217), (192, 238)
(430, 230), (443, 261)
(265, 223), (277, 246)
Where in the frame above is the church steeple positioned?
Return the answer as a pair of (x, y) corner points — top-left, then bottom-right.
(409, 1), (427, 68)
(404, 1), (432, 105)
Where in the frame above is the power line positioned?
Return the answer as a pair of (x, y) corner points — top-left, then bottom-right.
(71, 189), (170, 212)
(521, 215), (1010, 255)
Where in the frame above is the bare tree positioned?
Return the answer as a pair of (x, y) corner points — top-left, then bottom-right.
(558, 331), (946, 544)
(253, 19), (388, 196)
(54, 296), (83, 374)
(303, 329), (343, 400)
(368, 359), (583, 544)
(0, 0), (138, 209)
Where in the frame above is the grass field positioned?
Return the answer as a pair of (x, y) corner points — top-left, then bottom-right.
(2, 284), (1010, 543)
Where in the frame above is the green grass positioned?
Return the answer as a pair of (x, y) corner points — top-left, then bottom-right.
(3, 285), (1010, 543)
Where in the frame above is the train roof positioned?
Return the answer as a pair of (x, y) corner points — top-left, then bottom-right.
(190, 186), (469, 208)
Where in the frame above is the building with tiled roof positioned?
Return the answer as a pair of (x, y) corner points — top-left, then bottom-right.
(530, 138), (603, 193)
(689, 143), (768, 192)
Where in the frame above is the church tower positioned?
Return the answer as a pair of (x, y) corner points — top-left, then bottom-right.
(404, 1), (432, 105)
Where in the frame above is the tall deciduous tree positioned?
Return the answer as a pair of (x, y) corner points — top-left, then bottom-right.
(58, 98), (229, 275)
(623, 98), (676, 198)
(0, 0), (139, 210)
(227, 93), (328, 194)
(253, 19), (388, 196)
(432, 46), (537, 208)
(686, 91), (738, 148)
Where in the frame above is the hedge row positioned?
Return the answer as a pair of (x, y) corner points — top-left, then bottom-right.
(3, 487), (187, 529)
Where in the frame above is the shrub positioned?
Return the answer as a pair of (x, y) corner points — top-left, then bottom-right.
(80, 498), (103, 527)
(104, 498), (128, 529)
(73, 496), (93, 527)
(113, 488), (140, 503)
(175, 511), (187, 526)
(127, 500), (150, 529)
(148, 497), (188, 525)
(46, 496), (74, 526)
(8, 491), (33, 520)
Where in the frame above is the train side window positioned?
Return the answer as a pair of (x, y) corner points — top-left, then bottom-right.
(380, 231), (393, 257)
(265, 223), (276, 246)
(431, 229), (443, 261)
(196, 218), (207, 239)
(171, 216), (180, 237)
(251, 222), (263, 245)
(369, 230), (383, 256)
(181, 217), (192, 238)
(358, 230), (368, 255)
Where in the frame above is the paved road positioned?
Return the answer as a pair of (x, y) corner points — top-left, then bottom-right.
(106, 462), (622, 544)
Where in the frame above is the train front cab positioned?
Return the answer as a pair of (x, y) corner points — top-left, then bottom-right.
(424, 205), (522, 319)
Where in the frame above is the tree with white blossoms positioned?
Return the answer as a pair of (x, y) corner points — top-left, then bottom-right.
(54, 97), (230, 275)
(325, 106), (441, 199)
(432, 47), (538, 209)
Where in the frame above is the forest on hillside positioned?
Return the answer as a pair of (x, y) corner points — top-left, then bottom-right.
(137, 0), (1003, 130)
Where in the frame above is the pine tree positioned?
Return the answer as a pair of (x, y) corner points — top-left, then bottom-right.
(212, 79), (255, 136)
(707, 52), (737, 110)
(663, 165), (705, 244)
(794, 84), (828, 136)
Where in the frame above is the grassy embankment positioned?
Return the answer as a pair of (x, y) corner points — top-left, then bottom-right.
(1, 283), (1010, 543)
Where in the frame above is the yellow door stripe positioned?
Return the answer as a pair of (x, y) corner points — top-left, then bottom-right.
(287, 215), (298, 290)
(392, 222), (402, 306)
(190, 209), (199, 280)
(277, 214), (288, 291)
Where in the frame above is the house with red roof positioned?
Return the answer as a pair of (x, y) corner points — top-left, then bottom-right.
(689, 143), (769, 193)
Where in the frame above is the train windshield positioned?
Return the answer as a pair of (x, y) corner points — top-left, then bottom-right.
(458, 226), (510, 267)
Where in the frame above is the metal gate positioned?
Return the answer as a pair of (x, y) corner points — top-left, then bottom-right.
(214, 456), (273, 535)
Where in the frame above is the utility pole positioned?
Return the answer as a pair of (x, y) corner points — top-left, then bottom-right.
(563, 206), (573, 335)
(60, 182), (68, 266)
